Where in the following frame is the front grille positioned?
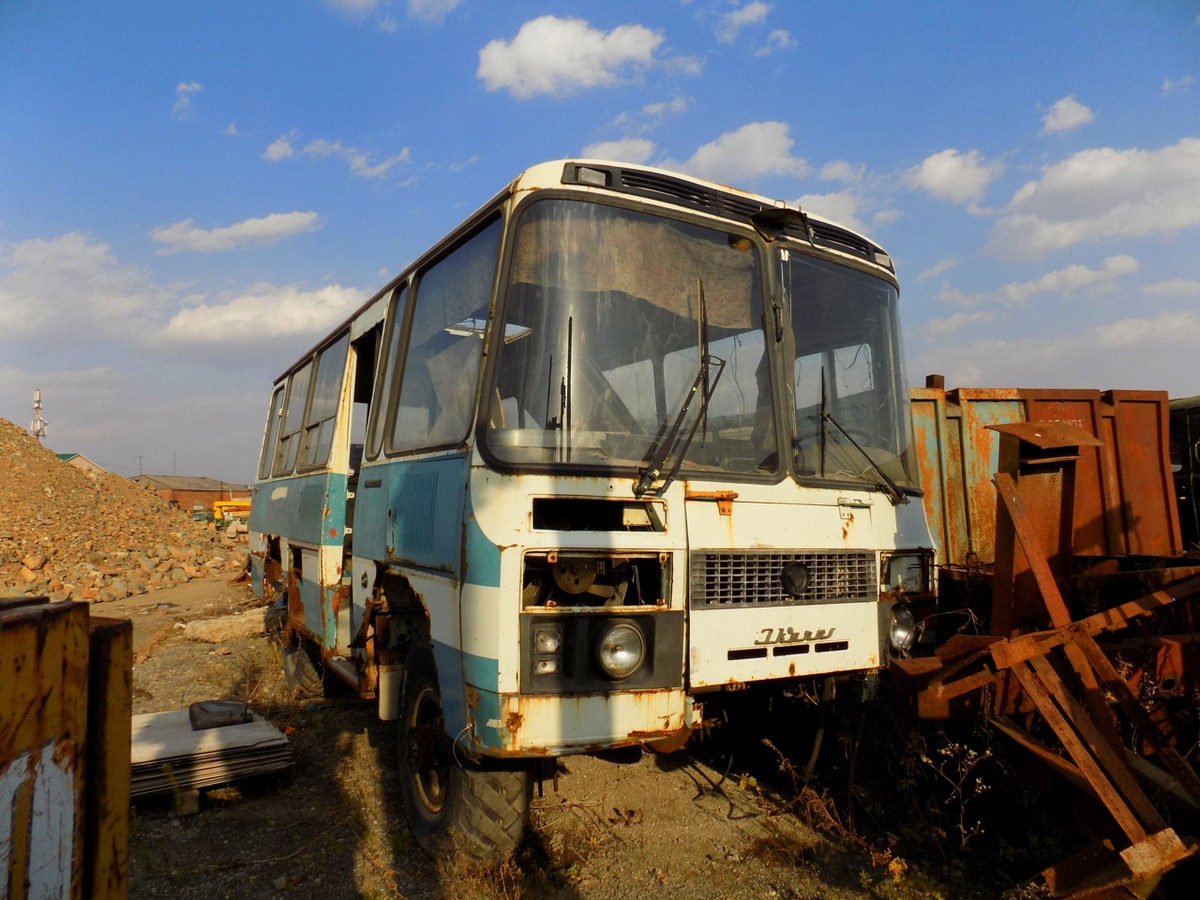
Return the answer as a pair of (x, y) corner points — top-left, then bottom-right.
(690, 551), (877, 609)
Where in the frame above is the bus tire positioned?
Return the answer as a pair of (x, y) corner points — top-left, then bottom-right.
(398, 648), (529, 863)
(280, 635), (324, 699)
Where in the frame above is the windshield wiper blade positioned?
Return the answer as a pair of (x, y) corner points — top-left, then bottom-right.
(821, 410), (908, 506)
(635, 354), (725, 496)
(635, 278), (724, 496)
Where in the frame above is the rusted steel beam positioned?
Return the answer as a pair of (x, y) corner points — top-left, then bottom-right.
(1076, 572), (1200, 636)
(1011, 657), (1153, 845)
(1068, 626), (1200, 808)
(988, 572), (1200, 671)
(1026, 653), (1166, 834)
(994, 472), (1074, 628)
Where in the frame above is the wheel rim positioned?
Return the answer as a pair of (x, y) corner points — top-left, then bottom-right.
(407, 683), (450, 815)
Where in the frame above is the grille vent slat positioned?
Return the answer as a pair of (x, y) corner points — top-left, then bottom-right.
(690, 551), (877, 609)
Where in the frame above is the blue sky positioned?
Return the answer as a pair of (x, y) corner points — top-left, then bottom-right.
(2, 1), (1198, 483)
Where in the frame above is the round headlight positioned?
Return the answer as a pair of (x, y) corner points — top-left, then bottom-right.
(890, 605), (917, 654)
(595, 622), (646, 680)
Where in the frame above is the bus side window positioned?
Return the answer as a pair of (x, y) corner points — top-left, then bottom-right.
(367, 285), (408, 460)
(388, 218), (501, 453)
(299, 334), (350, 469)
(273, 361), (312, 476)
(258, 386), (284, 480)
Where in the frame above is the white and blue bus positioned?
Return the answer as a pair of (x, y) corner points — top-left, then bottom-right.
(249, 160), (934, 858)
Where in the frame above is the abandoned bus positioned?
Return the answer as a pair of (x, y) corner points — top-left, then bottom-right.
(249, 160), (935, 858)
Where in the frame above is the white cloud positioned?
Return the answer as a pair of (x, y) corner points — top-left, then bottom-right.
(917, 259), (958, 282)
(379, 18), (398, 33)
(1041, 95), (1094, 134)
(872, 209), (902, 226)
(263, 133), (296, 161)
(301, 139), (411, 178)
(582, 138), (656, 165)
(159, 283), (368, 343)
(1141, 278), (1200, 297)
(0, 234), (160, 341)
(756, 29), (795, 57)
(715, 2), (771, 44)
(408, 0), (460, 22)
(909, 311), (1200, 397)
(905, 148), (1004, 204)
(994, 254), (1139, 306)
(449, 155), (480, 172)
(664, 55), (703, 77)
(150, 211), (323, 254)
(795, 191), (867, 234)
(223, 122), (239, 136)
(477, 16), (664, 99)
(919, 311), (995, 341)
(988, 137), (1200, 259)
(173, 82), (202, 119)
(642, 96), (691, 117)
(672, 121), (810, 183)
(934, 283), (986, 308)
(819, 160), (864, 183)
(1163, 75), (1195, 95)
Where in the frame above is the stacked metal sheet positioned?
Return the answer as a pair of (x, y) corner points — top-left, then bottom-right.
(130, 707), (291, 799)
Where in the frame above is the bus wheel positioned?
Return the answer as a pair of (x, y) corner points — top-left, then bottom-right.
(397, 648), (529, 862)
(280, 635), (324, 698)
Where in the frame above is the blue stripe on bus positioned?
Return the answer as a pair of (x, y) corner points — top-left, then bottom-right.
(432, 640), (501, 750)
(463, 504), (501, 588)
(250, 471), (349, 547)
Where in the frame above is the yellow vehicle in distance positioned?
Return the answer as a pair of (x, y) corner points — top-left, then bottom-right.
(213, 500), (251, 523)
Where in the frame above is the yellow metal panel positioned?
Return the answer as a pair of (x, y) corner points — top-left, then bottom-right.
(83, 617), (132, 900)
(1, 599), (90, 900)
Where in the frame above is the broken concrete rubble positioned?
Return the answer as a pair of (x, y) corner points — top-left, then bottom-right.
(0, 417), (246, 602)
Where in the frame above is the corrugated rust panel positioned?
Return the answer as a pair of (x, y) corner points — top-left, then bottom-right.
(83, 616), (132, 900)
(1, 598), (90, 900)
(911, 382), (1181, 566)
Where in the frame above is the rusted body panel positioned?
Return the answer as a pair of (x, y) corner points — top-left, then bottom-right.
(911, 382), (1182, 569)
(1, 598), (89, 900)
(1, 599), (130, 900)
(894, 416), (1200, 896)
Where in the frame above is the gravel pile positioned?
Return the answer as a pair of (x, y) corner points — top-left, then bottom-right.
(0, 417), (246, 602)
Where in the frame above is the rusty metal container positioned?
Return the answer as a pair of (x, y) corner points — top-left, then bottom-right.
(0, 597), (131, 900)
(911, 380), (1182, 568)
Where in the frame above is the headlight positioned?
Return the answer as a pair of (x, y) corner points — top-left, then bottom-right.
(890, 605), (917, 654)
(532, 624), (564, 677)
(882, 551), (932, 594)
(595, 622), (646, 680)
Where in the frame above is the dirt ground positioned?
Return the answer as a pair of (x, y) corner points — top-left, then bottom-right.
(112, 579), (1070, 900)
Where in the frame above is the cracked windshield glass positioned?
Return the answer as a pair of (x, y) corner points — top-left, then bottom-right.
(486, 199), (775, 479)
(782, 249), (918, 490)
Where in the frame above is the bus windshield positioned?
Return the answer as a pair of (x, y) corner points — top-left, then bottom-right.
(486, 199), (775, 478)
(782, 249), (918, 490)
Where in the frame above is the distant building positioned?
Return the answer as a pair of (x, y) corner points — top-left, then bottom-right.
(56, 453), (106, 475)
(130, 474), (250, 518)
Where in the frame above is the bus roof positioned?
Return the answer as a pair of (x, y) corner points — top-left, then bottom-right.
(270, 159), (893, 385)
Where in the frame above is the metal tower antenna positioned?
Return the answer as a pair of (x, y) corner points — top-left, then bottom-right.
(30, 389), (48, 442)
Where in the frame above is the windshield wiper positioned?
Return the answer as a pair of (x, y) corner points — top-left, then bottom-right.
(635, 279), (725, 496)
(820, 415), (902, 508)
(807, 365), (904, 505)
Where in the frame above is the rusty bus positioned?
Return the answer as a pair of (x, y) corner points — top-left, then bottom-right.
(248, 160), (935, 859)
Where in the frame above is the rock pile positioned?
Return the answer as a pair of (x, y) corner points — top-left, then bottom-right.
(0, 417), (246, 602)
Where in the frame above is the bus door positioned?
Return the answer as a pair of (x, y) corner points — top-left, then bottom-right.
(339, 325), (380, 656)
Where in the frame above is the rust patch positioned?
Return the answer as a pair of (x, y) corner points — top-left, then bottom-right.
(465, 686), (480, 709)
(505, 711), (523, 734)
(841, 512), (854, 542)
